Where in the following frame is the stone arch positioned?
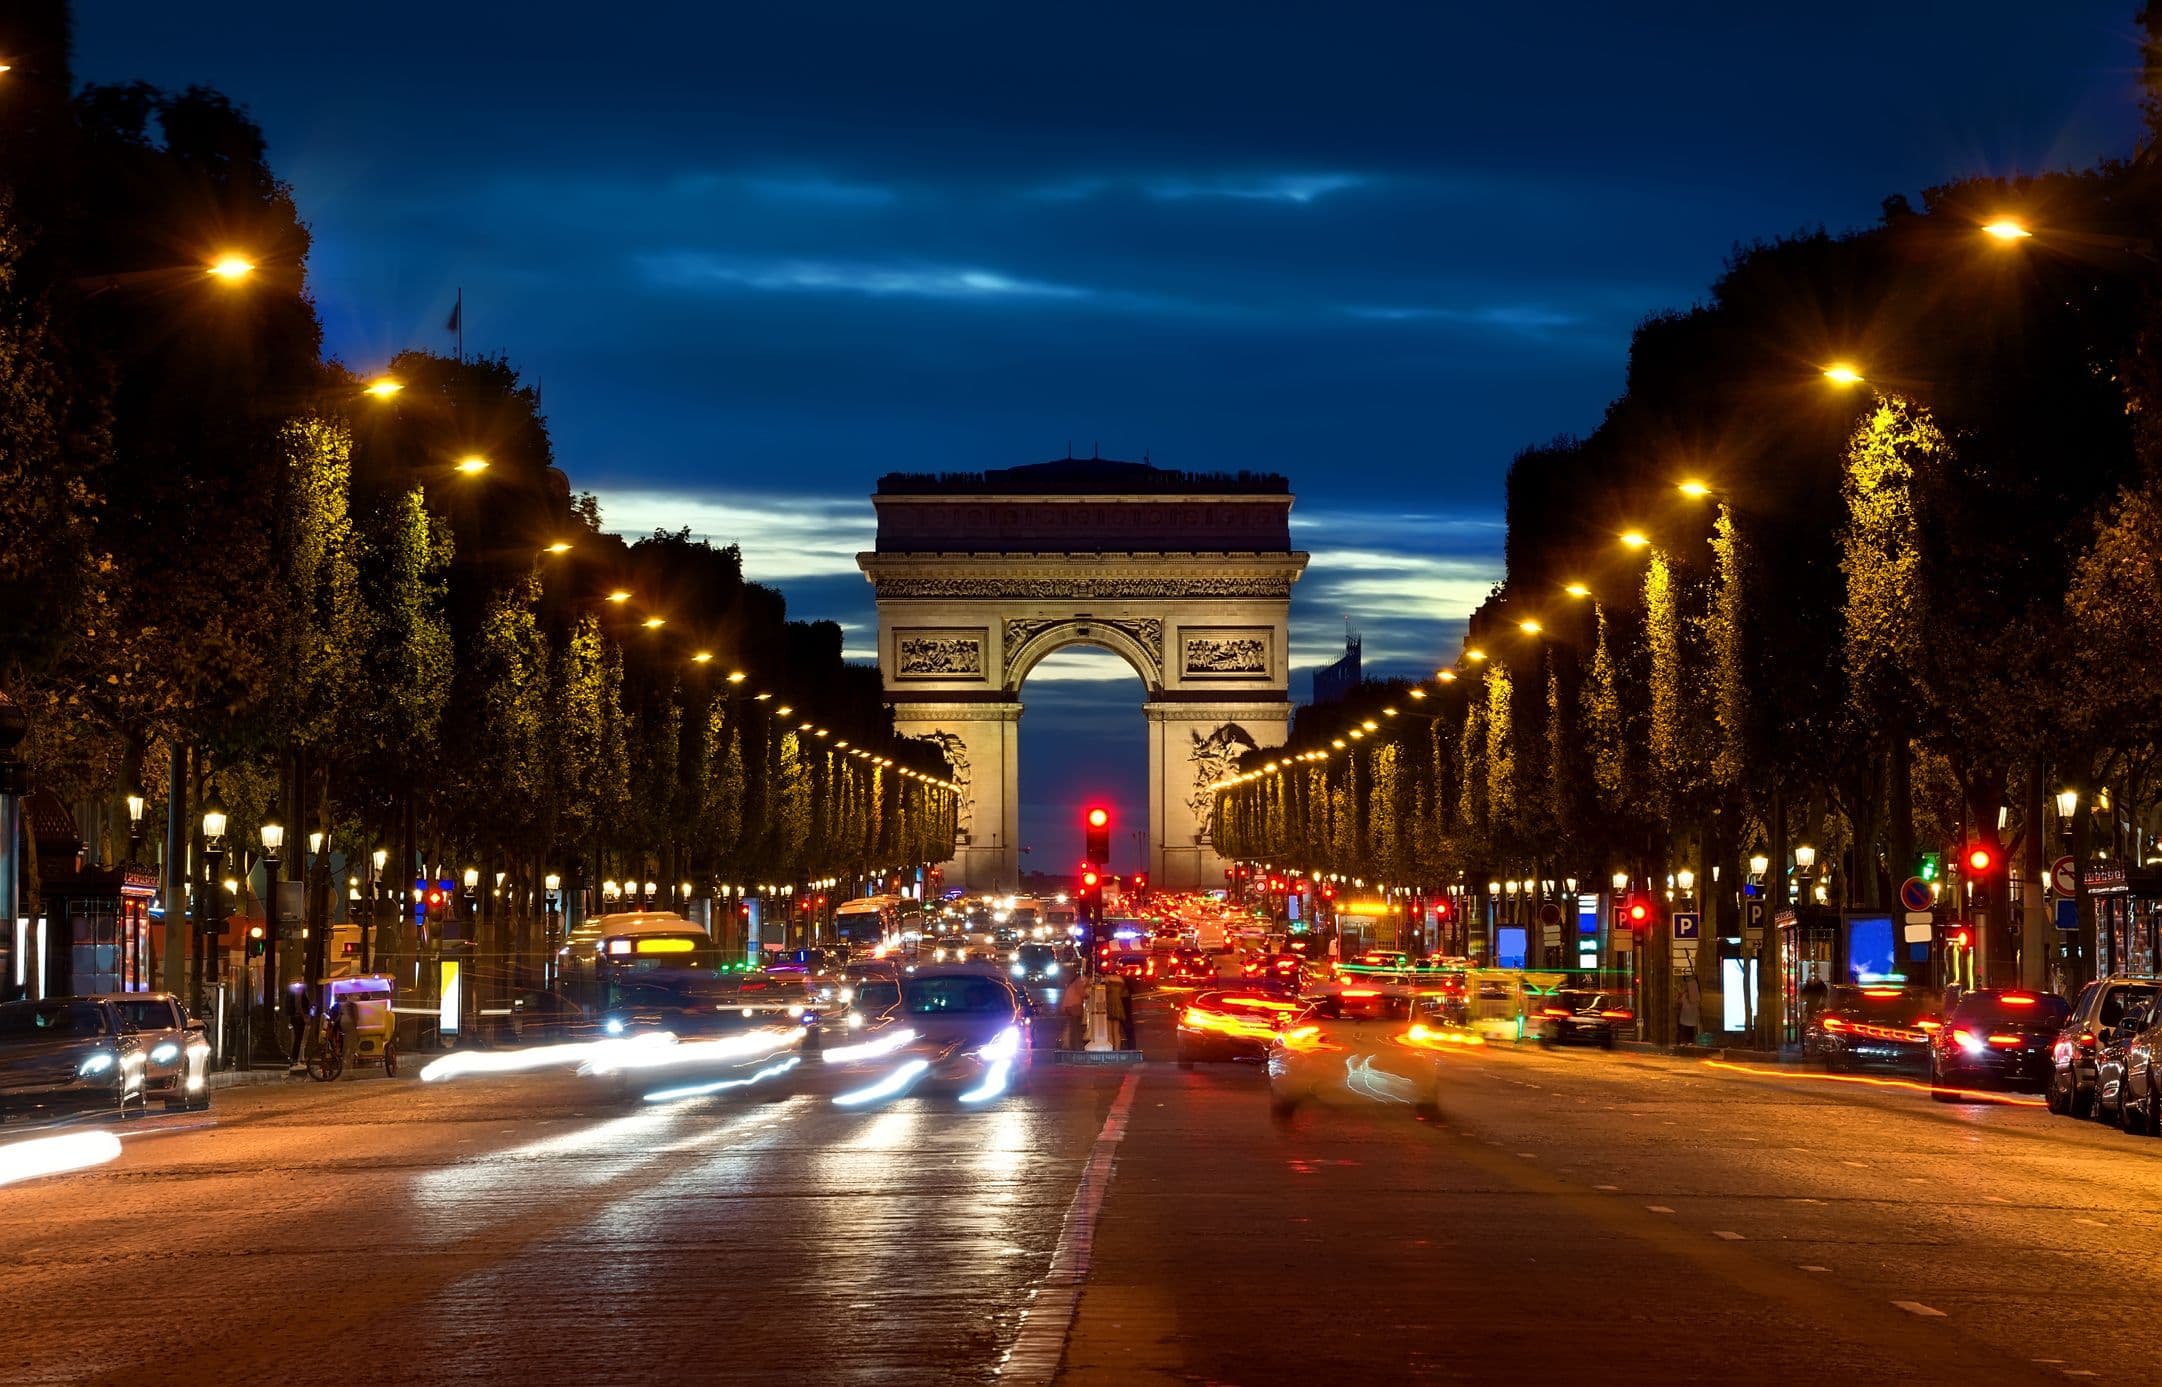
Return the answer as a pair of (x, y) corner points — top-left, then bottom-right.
(1000, 618), (1163, 696)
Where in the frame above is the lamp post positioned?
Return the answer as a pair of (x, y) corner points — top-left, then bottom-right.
(199, 789), (228, 1020)
(256, 821), (283, 1064)
(643, 879), (658, 913)
(125, 792), (146, 866)
(1793, 844), (1817, 906)
(462, 867), (480, 942)
(543, 873), (563, 992)
(368, 847), (388, 974)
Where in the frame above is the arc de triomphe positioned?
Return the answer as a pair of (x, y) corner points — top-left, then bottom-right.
(859, 459), (1308, 891)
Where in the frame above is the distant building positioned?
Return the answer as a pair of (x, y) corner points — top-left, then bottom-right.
(1309, 628), (1361, 706)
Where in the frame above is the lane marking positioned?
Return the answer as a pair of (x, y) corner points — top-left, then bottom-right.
(1841, 1159), (1869, 1168)
(1893, 1301), (1946, 1318)
(2074, 1218), (2104, 1227)
(1712, 1230), (1744, 1241)
(1594, 1184), (1619, 1192)
(1799, 1265), (1829, 1273)
(1646, 1205), (1675, 1214)
(999, 1072), (1141, 1384)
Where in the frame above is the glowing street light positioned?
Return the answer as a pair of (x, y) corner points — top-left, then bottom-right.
(1822, 363), (1864, 387)
(207, 254), (256, 281)
(1436, 670), (1457, 683)
(1518, 619), (1542, 636)
(365, 376), (404, 399)
(1981, 217), (2031, 243)
(1564, 581), (1590, 598)
(1619, 530), (1650, 549)
(455, 455), (490, 475)
(1464, 647), (1487, 663)
(691, 651), (713, 664)
(642, 616), (666, 629)
(605, 589), (632, 603)
(1677, 479), (1711, 499)
(726, 671), (747, 684)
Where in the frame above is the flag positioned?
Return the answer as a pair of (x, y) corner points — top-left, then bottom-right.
(444, 297), (461, 333)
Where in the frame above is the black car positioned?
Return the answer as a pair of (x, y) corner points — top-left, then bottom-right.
(1930, 989), (2071, 1100)
(1535, 990), (1631, 1049)
(2047, 977), (2159, 1117)
(0, 998), (147, 1123)
(1801, 986), (1938, 1074)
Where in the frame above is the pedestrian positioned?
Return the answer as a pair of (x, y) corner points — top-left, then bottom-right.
(1676, 972), (1701, 1047)
(1057, 971), (1087, 1049)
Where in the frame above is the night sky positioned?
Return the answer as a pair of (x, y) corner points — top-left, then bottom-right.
(77, 3), (2143, 869)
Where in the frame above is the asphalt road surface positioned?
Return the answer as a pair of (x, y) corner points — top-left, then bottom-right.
(3, 1008), (2157, 1386)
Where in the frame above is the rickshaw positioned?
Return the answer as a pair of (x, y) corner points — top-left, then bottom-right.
(305, 974), (399, 1081)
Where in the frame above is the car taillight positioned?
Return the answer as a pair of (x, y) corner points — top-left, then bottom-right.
(2079, 1033), (2098, 1051)
(1987, 1033), (2022, 1046)
(1822, 1017), (1847, 1032)
(1541, 1007), (1570, 1018)
(1600, 1010), (1632, 1020)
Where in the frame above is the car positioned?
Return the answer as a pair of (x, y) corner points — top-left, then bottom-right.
(1101, 949), (1156, 983)
(1242, 952), (1308, 990)
(96, 993), (213, 1110)
(1534, 990), (1633, 1049)
(1162, 947), (1216, 983)
(2115, 1004), (2162, 1136)
(846, 966), (1033, 1103)
(1265, 985), (1445, 1121)
(1800, 985), (1937, 1074)
(2092, 995), (2157, 1125)
(0, 997), (147, 1124)
(2047, 977), (2159, 1117)
(1930, 989), (2072, 1100)
(1010, 941), (1075, 1008)
(1176, 989), (1313, 1066)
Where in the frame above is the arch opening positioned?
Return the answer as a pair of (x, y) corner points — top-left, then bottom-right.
(1015, 645), (1149, 880)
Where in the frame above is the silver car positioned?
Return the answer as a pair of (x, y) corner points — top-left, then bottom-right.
(0, 998), (147, 1123)
(96, 993), (213, 1111)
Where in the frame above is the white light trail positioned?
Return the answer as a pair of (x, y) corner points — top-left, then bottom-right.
(0, 1130), (123, 1187)
(832, 1059), (929, 1108)
(643, 1055), (802, 1104)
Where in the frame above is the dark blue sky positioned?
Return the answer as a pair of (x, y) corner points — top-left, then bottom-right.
(80, 2), (2143, 868)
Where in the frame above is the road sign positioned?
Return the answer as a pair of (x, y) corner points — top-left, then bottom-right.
(1537, 902), (1564, 928)
(1744, 900), (1765, 938)
(1672, 911), (1700, 940)
(1897, 876), (1933, 914)
(2055, 898), (2079, 932)
(2050, 856), (2077, 898)
(1903, 910), (1933, 926)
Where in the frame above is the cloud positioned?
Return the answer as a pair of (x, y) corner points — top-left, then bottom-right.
(593, 488), (874, 584)
(635, 252), (1093, 301)
(1147, 173), (1371, 204)
(1346, 303), (1583, 334)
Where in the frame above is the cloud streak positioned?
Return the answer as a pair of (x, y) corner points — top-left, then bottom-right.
(636, 252), (1092, 302)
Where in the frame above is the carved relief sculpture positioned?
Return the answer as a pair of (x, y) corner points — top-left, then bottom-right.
(897, 635), (984, 676)
(1183, 636), (1268, 676)
(927, 731), (974, 837)
(1187, 723), (1259, 836)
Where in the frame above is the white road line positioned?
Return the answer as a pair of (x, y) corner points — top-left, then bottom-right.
(1798, 1265), (1829, 1273)
(1712, 1230), (1743, 1240)
(999, 1072), (1141, 1385)
(1892, 1301), (1946, 1318)
(2074, 1218), (2104, 1227)
(1984, 1195), (2010, 1203)
(1842, 1159), (1869, 1168)
(1646, 1205), (1675, 1214)
(1594, 1184), (1619, 1192)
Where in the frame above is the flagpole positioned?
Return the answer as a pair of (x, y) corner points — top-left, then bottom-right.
(456, 287), (464, 364)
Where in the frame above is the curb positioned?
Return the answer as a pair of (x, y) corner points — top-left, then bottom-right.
(1053, 1050), (1146, 1066)
(207, 1068), (299, 1090)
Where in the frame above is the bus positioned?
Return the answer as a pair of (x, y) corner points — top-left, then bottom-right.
(558, 911), (749, 1035)
(832, 895), (902, 954)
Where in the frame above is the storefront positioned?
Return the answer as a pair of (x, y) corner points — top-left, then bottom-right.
(2092, 865), (2162, 978)
(21, 789), (158, 998)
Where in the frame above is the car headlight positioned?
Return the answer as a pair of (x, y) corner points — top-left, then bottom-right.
(604, 1017), (627, 1036)
(150, 1041), (181, 1064)
(1045, 962), (1059, 977)
(1011, 964), (1026, 977)
(838, 987), (855, 1004)
(79, 1051), (116, 1076)
(845, 1010), (866, 1029)
(975, 1025), (1022, 1062)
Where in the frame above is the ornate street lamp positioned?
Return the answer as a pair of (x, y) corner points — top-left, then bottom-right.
(199, 787), (229, 1007)
(543, 873), (563, 991)
(462, 866), (480, 941)
(125, 792), (146, 864)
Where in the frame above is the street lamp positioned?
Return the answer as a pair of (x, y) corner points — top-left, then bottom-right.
(462, 866), (479, 941)
(1676, 868), (1696, 894)
(125, 792), (146, 863)
(369, 846), (388, 973)
(1749, 852), (1770, 878)
(365, 376), (403, 399)
(1611, 871), (1628, 891)
(1619, 530), (1650, 549)
(199, 788), (229, 1010)
(1821, 363), (1864, 387)
(643, 880), (658, 910)
(543, 873), (563, 991)
(207, 254), (256, 281)
(455, 455), (489, 475)
(1980, 217), (2032, 242)
(1793, 844), (1817, 871)
(2056, 787), (2080, 827)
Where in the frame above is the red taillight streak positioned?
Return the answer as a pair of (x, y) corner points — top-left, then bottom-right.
(1600, 1010), (1633, 1020)
(1541, 1008), (1571, 1018)
(1822, 1017), (1847, 1032)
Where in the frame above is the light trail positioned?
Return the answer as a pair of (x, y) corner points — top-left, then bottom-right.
(1703, 1059), (2046, 1107)
(832, 1059), (930, 1107)
(643, 1055), (802, 1104)
(0, 1130), (123, 1188)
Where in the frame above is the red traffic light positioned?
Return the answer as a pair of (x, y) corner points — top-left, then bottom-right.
(1433, 898), (1454, 920)
(1963, 844), (1997, 874)
(1081, 869), (1100, 888)
(1086, 807), (1109, 828)
(1626, 896), (1651, 926)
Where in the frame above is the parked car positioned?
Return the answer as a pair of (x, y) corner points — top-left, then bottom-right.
(96, 993), (212, 1111)
(1930, 989), (2071, 1101)
(0, 998), (147, 1124)
(2092, 995), (2158, 1125)
(2047, 977), (2160, 1117)
(2115, 1004), (2162, 1136)
(1800, 985), (1938, 1075)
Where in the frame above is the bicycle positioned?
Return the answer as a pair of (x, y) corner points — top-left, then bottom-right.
(306, 1008), (347, 1082)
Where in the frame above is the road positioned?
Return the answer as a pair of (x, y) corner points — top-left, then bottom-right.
(3, 1008), (2157, 1386)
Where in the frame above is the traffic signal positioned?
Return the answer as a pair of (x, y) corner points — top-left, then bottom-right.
(1917, 852), (1941, 883)
(1962, 843), (1998, 875)
(1624, 895), (1653, 931)
(1084, 806), (1111, 866)
(247, 925), (266, 958)
(1433, 897), (1454, 921)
